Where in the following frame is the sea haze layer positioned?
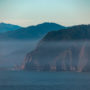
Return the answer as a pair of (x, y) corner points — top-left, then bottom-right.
(0, 71), (90, 90)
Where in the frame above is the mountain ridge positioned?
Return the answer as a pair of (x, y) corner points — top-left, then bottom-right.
(0, 22), (22, 33)
(0, 22), (65, 40)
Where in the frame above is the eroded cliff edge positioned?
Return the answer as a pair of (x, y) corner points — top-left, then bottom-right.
(23, 25), (90, 72)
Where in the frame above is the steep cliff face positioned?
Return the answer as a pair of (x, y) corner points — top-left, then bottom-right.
(23, 25), (90, 72)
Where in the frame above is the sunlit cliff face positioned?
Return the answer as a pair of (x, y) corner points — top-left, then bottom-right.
(23, 41), (90, 72)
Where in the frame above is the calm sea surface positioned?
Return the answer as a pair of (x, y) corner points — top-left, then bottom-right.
(0, 71), (90, 90)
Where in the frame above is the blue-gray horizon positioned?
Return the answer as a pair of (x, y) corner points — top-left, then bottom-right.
(0, 0), (90, 27)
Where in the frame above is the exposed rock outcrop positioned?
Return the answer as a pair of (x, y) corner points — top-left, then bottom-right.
(23, 25), (90, 72)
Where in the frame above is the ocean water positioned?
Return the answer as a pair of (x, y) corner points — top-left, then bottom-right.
(0, 71), (90, 90)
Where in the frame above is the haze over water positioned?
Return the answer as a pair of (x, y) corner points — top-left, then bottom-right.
(0, 0), (90, 90)
(0, 71), (90, 90)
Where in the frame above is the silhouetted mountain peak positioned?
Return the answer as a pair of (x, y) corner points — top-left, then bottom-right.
(26, 22), (65, 30)
(0, 22), (21, 27)
(37, 22), (62, 26)
(36, 22), (64, 28)
(0, 22), (6, 25)
(0, 22), (22, 33)
(0, 22), (65, 40)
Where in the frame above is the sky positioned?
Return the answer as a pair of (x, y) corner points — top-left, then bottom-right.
(0, 0), (90, 27)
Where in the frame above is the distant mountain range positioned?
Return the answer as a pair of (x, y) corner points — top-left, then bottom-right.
(23, 24), (90, 72)
(0, 22), (65, 40)
(0, 22), (65, 67)
(0, 23), (21, 33)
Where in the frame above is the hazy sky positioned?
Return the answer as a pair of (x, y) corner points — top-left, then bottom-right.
(0, 0), (90, 27)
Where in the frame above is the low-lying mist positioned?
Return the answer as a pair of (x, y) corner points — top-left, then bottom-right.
(0, 40), (39, 68)
(24, 41), (90, 72)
